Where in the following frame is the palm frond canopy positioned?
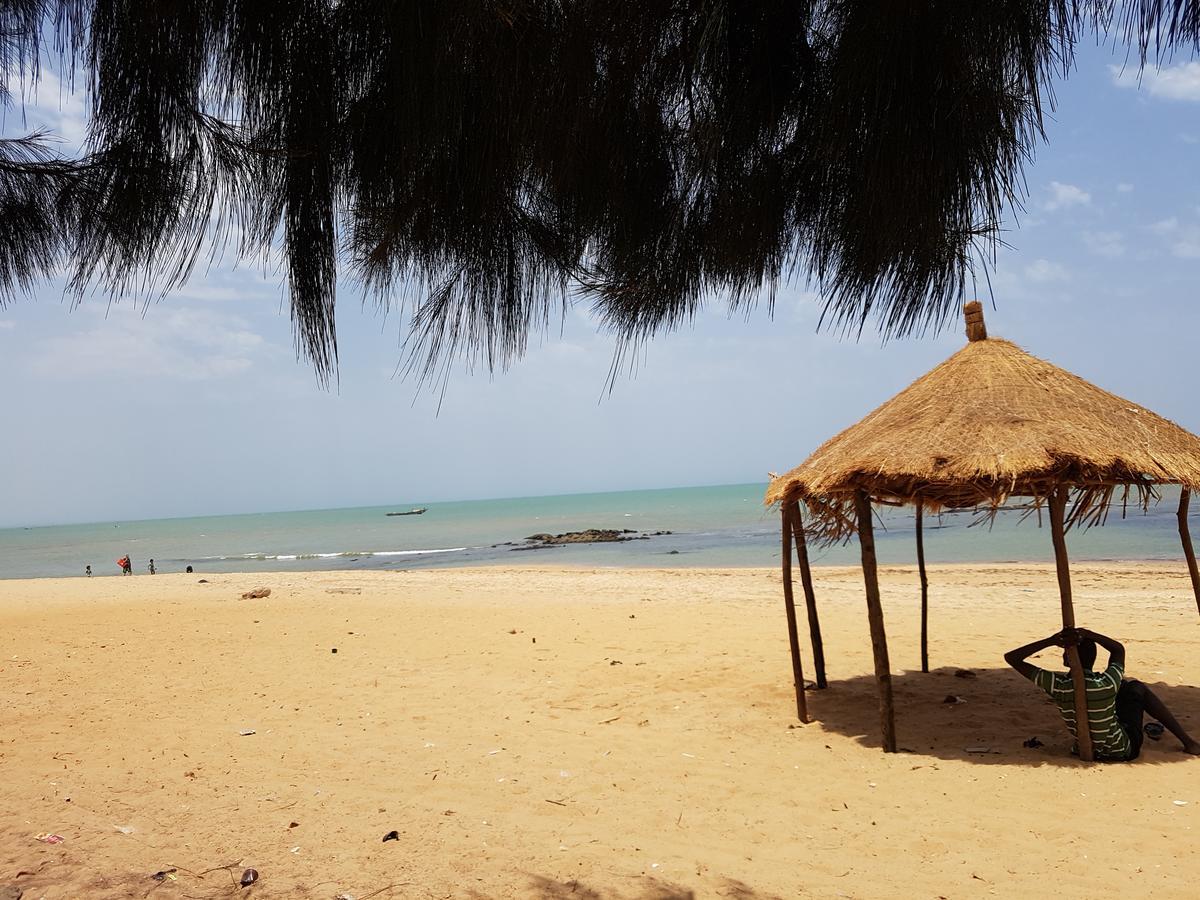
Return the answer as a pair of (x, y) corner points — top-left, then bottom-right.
(0, 2), (1198, 381)
(765, 303), (1200, 536)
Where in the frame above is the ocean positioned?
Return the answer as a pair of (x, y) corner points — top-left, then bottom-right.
(0, 482), (1196, 580)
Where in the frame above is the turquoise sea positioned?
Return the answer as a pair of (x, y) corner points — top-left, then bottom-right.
(0, 482), (1196, 580)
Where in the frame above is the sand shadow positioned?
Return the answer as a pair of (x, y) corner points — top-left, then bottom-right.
(518, 874), (785, 900)
(806, 666), (1200, 766)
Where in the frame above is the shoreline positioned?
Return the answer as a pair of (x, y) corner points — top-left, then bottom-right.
(4, 562), (1200, 898)
(4, 553), (1198, 583)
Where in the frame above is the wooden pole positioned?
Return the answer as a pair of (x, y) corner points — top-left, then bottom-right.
(916, 501), (929, 674)
(854, 489), (897, 752)
(1049, 486), (1094, 763)
(789, 501), (827, 689)
(780, 504), (809, 723)
(1178, 488), (1200, 617)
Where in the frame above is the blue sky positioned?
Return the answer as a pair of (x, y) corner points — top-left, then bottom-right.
(1, 41), (1198, 527)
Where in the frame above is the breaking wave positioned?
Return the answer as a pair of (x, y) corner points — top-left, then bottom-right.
(191, 547), (467, 562)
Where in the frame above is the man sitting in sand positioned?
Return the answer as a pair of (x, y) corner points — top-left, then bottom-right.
(1005, 627), (1200, 760)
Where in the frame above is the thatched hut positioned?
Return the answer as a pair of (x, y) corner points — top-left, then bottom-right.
(766, 302), (1200, 760)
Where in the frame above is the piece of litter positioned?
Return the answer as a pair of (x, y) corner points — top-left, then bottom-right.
(942, 695), (966, 704)
(1173, 800), (1188, 806)
(336, 894), (357, 900)
(35, 833), (64, 844)
(239, 868), (259, 887)
(559, 770), (571, 778)
(651, 863), (660, 869)
(867, 782), (877, 788)
(113, 824), (134, 834)
(487, 749), (503, 756)
(289, 846), (300, 853)
(681, 753), (696, 758)
(238, 729), (256, 736)
(599, 716), (621, 724)
(382, 830), (400, 841)
(965, 746), (998, 754)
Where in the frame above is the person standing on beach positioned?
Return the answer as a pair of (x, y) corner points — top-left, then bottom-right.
(148, 559), (156, 575)
(85, 565), (92, 577)
(1005, 627), (1200, 760)
(118, 555), (133, 575)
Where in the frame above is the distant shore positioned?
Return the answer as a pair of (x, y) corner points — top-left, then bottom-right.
(3, 562), (1200, 898)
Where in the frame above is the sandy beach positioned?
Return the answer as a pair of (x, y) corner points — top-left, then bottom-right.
(3, 562), (1200, 899)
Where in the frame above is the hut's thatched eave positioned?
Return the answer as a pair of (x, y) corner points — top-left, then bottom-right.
(765, 314), (1200, 539)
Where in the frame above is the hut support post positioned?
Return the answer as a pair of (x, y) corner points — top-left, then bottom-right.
(780, 504), (809, 723)
(1049, 487), (1094, 763)
(916, 502), (929, 673)
(1178, 489), (1200, 617)
(789, 501), (827, 689)
(854, 489), (897, 752)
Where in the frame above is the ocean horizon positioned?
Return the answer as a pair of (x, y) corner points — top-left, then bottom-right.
(1, 481), (1196, 580)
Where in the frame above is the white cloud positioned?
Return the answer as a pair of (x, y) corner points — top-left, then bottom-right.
(169, 283), (274, 303)
(8, 70), (88, 151)
(1149, 218), (1200, 259)
(28, 305), (269, 380)
(1024, 259), (1071, 283)
(1110, 61), (1200, 101)
(1117, 183), (1134, 193)
(1042, 181), (1091, 212)
(783, 288), (823, 325)
(1082, 230), (1125, 258)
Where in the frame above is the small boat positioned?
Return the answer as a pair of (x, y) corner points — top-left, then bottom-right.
(386, 508), (427, 516)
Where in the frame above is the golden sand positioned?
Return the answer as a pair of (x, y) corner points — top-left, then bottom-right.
(2, 563), (1199, 899)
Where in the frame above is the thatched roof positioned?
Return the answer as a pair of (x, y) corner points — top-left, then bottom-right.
(766, 303), (1200, 536)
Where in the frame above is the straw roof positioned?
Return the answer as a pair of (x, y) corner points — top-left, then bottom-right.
(766, 305), (1200, 537)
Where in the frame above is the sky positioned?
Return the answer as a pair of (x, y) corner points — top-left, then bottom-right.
(1, 40), (1199, 528)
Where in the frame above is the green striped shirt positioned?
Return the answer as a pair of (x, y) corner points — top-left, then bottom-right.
(1024, 663), (1133, 760)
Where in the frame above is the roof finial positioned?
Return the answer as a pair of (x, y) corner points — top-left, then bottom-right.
(964, 301), (988, 342)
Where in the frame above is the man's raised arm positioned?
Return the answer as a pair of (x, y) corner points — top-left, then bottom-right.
(1004, 630), (1069, 680)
